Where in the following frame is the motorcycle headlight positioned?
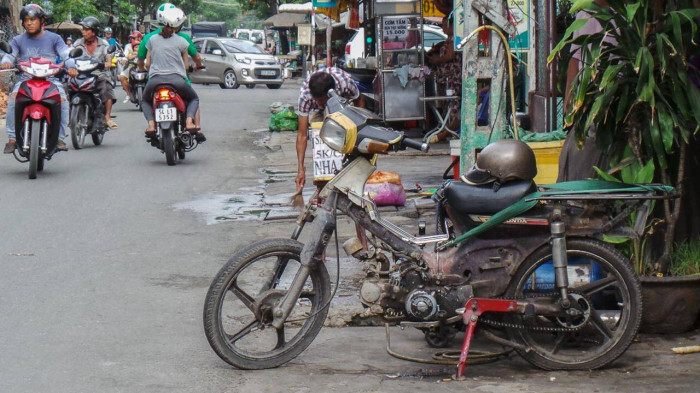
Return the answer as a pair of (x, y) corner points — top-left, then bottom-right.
(320, 112), (357, 154)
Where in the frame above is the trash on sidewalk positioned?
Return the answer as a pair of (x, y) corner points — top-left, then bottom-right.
(671, 345), (700, 354)
(269, 102), (294, 114)
(269, 109), (298, 131)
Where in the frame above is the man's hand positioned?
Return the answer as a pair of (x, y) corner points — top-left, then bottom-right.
(67, 68), (78, 78)
(104, 61), (111, 69)
(295, 167), (306, 193)
(0, 63), (11, 70)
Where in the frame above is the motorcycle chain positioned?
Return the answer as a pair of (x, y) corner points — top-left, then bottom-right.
(478, 291), (590, 333)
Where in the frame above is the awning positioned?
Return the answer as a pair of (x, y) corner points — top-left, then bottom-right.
(262, 13), (309, 28)
(45, 22), (82, 33)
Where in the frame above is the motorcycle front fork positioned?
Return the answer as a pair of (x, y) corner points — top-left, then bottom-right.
(21, 119), (48, 153)
(271, 193), (338, 330)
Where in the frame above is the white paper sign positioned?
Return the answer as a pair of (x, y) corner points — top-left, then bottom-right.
(382, 17), (410, 42)
(311, 128), (343, 181)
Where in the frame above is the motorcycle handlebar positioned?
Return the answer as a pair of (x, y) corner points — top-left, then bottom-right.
(401, 137), (429, 153)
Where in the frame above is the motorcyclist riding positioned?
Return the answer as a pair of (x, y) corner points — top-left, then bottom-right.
(137, 6), (205, 142)
(138, 2), (205, 130)
(1, 4), (77, 154)
(119, 31), (142, 103)
(72, 16), (118, 130)
(103, 26), (117, 47)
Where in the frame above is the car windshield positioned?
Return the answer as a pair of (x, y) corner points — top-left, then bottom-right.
(221, 40), (264, 54)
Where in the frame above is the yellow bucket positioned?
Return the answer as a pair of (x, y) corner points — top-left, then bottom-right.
(527, 140), (563, 185)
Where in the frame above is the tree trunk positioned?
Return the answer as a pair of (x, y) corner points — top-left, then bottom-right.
(658, 142), (687, 274)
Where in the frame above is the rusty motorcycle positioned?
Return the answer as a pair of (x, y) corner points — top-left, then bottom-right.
(203, 90), (675, 377)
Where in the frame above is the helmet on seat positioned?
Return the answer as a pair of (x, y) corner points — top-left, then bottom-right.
(463, 139), (537, 185)
(79, 16), (101, 33)
(156, 3), (177, 25)
(161, 7), (186, 28)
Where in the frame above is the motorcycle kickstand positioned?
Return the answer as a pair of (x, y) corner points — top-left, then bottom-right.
(454, 298), (519, 380)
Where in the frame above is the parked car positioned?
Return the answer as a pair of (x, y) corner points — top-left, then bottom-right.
(344, 25), (447, 68)
(190, 38), (284, 89)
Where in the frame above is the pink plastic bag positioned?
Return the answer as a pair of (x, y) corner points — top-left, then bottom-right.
(365, 182), (406, 206)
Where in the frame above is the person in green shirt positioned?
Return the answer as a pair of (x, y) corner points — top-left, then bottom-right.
(138, 3), (204, 128)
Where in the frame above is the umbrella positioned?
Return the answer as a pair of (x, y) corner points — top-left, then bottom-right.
(45, 22), (82, 33)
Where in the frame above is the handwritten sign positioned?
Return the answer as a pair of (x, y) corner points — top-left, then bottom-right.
(311, 127), (343, 181)
(382, 17), (410, 42)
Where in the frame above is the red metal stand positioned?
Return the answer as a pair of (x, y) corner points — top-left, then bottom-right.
(456, 298), (518, 379)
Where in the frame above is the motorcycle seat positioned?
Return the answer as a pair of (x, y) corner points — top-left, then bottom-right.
(444, 180), (537, 215)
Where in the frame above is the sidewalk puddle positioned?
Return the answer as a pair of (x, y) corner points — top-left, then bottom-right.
(174, 167), (304, 224)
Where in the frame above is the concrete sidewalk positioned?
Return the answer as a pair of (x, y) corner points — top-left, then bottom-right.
(234, 326), (699, 392)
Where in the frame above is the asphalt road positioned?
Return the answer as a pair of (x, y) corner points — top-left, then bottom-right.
(0, 83), (299, 392)
(0, 83), (698, 393)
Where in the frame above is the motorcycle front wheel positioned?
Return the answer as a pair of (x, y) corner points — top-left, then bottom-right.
(70, 104), (87, 149)
(203, 239), (331, 370)
(28, 120), (41, 179)
(505, 238), (642, 370)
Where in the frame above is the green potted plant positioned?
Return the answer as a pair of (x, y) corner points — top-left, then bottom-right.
(548, 0), (700, 333)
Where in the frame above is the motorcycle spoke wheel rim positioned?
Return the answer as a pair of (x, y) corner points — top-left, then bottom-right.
(510, 250), (632, 365)
(216, 252), (321, 359)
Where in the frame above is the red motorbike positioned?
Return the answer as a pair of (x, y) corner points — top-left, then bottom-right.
(148, 83), (200, 166)
(1, 44), (81, 179)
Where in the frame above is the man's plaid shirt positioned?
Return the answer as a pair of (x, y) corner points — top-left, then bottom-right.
(297, 67), (360, 116)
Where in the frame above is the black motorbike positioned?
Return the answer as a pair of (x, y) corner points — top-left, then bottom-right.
(66, 47), (116, 149)
(127, 57), (147, 109)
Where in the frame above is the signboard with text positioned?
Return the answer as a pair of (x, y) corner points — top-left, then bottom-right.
(507, 0), (530, 50)
(297, 24), (312, 46)
(311, 128), (343, 181)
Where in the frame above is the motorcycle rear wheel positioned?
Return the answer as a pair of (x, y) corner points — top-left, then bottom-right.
(28, 120), (41, 179)
(505, 238), (642, 370)
(203, 239), (331, 370)
(161, 127), (176, 166)
(70, 104), (87, 150)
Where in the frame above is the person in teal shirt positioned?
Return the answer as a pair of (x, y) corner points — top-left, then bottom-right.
(138, 27), (203, 129)
(138, 27), (199, 85)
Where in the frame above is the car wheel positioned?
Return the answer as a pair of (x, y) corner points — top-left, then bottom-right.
(220, 70), (239, 89)
(246, 84), (255, 89)
(266, 84), (282, 89)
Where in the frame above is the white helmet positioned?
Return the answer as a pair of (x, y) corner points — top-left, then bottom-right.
(161, 7), (186, 28)
(156, 2), (176, 25)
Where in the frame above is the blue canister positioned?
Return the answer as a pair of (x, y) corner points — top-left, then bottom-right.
(523, 257), (603, 292)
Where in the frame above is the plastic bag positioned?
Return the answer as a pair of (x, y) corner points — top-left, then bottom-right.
(365, 182), (406, 206)
(269, 109), (299, 131)
(367, 171), (402, 185)
(269, 102), (294, 114)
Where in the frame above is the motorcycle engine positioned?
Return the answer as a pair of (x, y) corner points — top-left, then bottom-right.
(358, 259), (473, 321)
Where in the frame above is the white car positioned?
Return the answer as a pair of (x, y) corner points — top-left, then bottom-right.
(344, 25), (447, 67)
